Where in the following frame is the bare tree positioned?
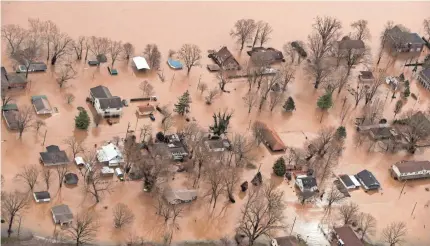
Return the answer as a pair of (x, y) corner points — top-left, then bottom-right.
(113, 203), (135, 228)
(33, 119), (45, 134)
(305, 127), (337, 161)
(312, 16), (342, 54)
(334, 66), (351, 94)
(13, 34), (42, 78)
(305, 33), (333, 89)
(15, 165), (39, 192)
(123, 42), (134, 61)
(143, 44), (161, 70)
(204, 163), (226, 209)
(243, 90), (258, 114)
(259, 22), (273, 47)
(377, 21), (394, 65)
(1, 191), (30, 237)
(139, 124), (153, 143)
(154, 194), (172, 223)
(139, 80), (154, 97)
(216, 70), (232, 92)
(230, 19), (257, 51)
(197, 82), (208, 95)
(337, 202), (360, 225)
(50, 31), (73, 65)
(108, 40), (123, 67)
(364, 73), (384, 105)
(63, 136), (85, 158)
(55, 165), (68, 190)
(83, 37), (91, 61)
(279, 62), (296, 91)
(339, 97), (351, 125)
(1, 24), (27, 55)
(56, 65), (77, 88)
(231, 133), (255, 165)
(161, 117), (174, 135)
(382, 221), (407, 246)
(122, 138), (141, 173)
(323, 184), (345, 218)
(357, 212), (376, 241)
(283, 42), (296, 64)
(363, 97), (384, 124)
(237, 183), (288, 246)
(258, 74), (282, 110)
(424, 18), (430, 40)
(72, 36), (86, 60)
(1, 88), (14, 106)
(42, 168), (53, 190)
(178, 44), (201, 75)
(65, 93), (75, 104)
(224, 167), (240, 203)
(252, 21), (264, 48)
(84, 166), (114, 203)
(205, 87), (220, 105)
(269, 92), (285, 112)
(393, 110), (430, 154)
(88, 36), (109, 63)
(348, 84), (367, 108)
(67, 211), (99, 246)
(351, 19), (371, 41)
(16, 105), (34, 139)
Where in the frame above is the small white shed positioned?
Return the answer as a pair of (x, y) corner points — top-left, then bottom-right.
(133, 56), (150, 70)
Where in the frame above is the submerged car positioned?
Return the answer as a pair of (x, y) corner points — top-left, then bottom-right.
(149, 113), (155, 121)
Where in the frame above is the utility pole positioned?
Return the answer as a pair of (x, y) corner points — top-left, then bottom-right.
(197, 74), (202, 89)
(411, 202), (418, 216)
(398, 180), (407, 199)
(290, 216), (297, 235)
(42, 129), (47, 146)
(134, 114), (139, 132)
(125, 122), (131, 139)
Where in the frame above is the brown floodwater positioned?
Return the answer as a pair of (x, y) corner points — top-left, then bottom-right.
(2, 1), (430, 245)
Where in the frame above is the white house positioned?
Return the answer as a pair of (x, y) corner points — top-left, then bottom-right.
(391, 160), (430, 181)
(295, 175), (318, 193)
(90, 85), (122, 118)
(97, 143), (124, 167)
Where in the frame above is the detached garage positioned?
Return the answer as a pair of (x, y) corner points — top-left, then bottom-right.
(339, 174), (361, 189)
(33, 191), (51, 203)
(133, 56), (150, 70)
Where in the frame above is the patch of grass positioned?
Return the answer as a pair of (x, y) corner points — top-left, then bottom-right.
(246, 163), (257, 169)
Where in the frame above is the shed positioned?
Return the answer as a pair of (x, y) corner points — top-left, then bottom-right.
(167, 58), (183, 70)
(31, 95), (52, 115)
(133, 56), (150, 70)
(33, 191), (51, 203)
(74, 156), (85, 166)
(207, 64), (220, 72)
(51, 204), (73, 226)
(358, 71), (374, 83)
(136, 104), (155, 117)
(163, 188), (197, 205)
(391, 160), (430, 180)
(2, 104), (19, 130)
(64, 173), (79, 185)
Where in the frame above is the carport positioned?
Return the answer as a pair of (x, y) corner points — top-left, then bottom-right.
(133, 56), (150, 70)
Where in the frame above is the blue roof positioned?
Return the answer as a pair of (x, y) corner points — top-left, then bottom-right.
(167, 58), (183, 69)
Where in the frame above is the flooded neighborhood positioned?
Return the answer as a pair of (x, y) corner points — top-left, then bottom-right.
(1, 1), (430, 246)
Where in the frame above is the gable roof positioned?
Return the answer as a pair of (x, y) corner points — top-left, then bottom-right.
(133, 56), (150, 70)
(356, 169), (380, 188)
(337, 39), (365, 50)
(137, 104), (155, 113)
(51, 204), (73, 223)
(97, 143), (123, 162)
(248, 47), (284, 65)
(2, 103), (18, 111)
(334, 226), (364, 246)
(40, 145), (70, 165)
(369, 127), (394, 138)
(7, 73), (27, 85)
(32, 96), (52, 114)
(255, 121), (286, 151)
(274, 236), (301, 246)
(420, 68), (430, 82)
(34, 191), (50, 200)
(211, 47), (240, 70)
(3, 110), (19, 130)
(387, 26), (425, 45)
(90, 85), (112, 99)
(98, 97), (122, 110)
(393, 160), (430, 174)
(297, 176), (317, 189)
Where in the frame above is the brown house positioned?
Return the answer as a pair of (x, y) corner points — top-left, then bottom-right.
(247, 47), (285, 66)
(209, 46), (241, 70)
(333, 226), (363, 246)
(386, 25), (425, 53)
(254, 121), (286, 152)
(391, 160), (430, 181)
(1, 67), (27, 89)
(136, 104), (155, 117)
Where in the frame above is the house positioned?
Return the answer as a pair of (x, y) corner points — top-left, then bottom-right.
(164, 134), (189, 161)
(64, 173), (79, 185)
(97, 142), (124, 167)
(333, 226), (364, 246)
(33, 191), (51, 203)
(39, 145), (70, 166)
(247, 47), (284, 66)
(391, 160), (430, 181)
(356, 169), (380, 191)
(254, 121), (287, 152)
(339, 174), (361, 189)
(417, 68), (430, 90)
(209, 46), (241, 70)
(101, 166), (115, 176)
(31, 95), (53, 115)
(51, 204), (73, 226)
(204, 139), (231, 152)
(2, 104), (19, 130)
(133, 56), (150, 70)
(271, 236), (302, 246)
(334, 38), (365, 55)
(369, 127), (398, 140)
(295, 175), (318, 193)
(15, 60), (47, 73)
(358, 71), (374, 83)
(163, 187), (197, 205)
(386, 25), (425, 53)
(136, 104), (155, 117)
(1, 67), (27, 89)
(89, 85), (122, 117)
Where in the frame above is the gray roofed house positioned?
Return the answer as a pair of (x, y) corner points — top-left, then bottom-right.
(418, 68), (430, 90)
(337, 39), (365, 50)
(90, 85), (122, 117)
(51, 204), (73, 225)
(98, 97), (122, 110)
(163, 187), (197, 205)
(90, 85), (112, 99)
(295, 175), (318, 193)
(356, 169), (380, 191)
(2, 104), (19, 130)
(33, 191), (51, 203)
(391, 160), (430, 181)
(40, 145), (70, 166)
(1, 66), (27, 89)
(369, 127), (398, 140)
(31, 95), (52, 115)
(386, 25), (425, 53)
(333, 226), (364, 246)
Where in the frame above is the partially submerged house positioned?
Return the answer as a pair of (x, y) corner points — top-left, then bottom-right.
(334, 38), (365, 55)
(247, 47), (284, 66)
(254, 121), (287, 152)
(164, 134), (189, 161)
(356, 169), (380, 191)
(51, 204), (73, 226)
(163, 187), (197, 205)
(391, 160), (430, 181)
(271, 236), (302, 246)
(136, 104), (155, 117)
(89, 85), (122, 118)
(209, 46), (240, 70)
(2, 103), (19, 130)
(133, 56), (150, 70)
(97, 142), (124, 167)
(295, 175), (318, 193)
(1, 67), (27, 89)
(386, 25), (425, 53)
(33, 191), (51, 203)
(15, 60), (47, 73)
(358, 71), (374, 83)
(64, 173), (79, 185)
(333, 226), (364, 246)
(339, 174), (361, 189)
(417, 68), (430, 90)
(39, 145), (70, 166)
(369, 127), (399, 141)
(31, 95), (53, 115)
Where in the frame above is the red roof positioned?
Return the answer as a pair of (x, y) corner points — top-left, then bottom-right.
(334, 226), (364, 246)
(255, 121), (286, 151)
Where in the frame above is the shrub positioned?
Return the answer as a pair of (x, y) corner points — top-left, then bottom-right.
(75, 109), (90, 130)
(283, 97), (296, 111)
(336, 126), (347, 139)
(273, 157), (286, 176)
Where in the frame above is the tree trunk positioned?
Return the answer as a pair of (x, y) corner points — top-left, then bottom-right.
(7, 214), (15, 237)
(187, 67), (191, 76)
(111, 59), (115, 68)
(320, 111), (324, 123)
(240, 41), (245, 51)
(51, 55), (57, 65)
(84, 49), (89, 61)
(25, 67), (29, 79)
(46, 43), (50, 62)
(314, 79), (320, 89)
(248, 107), (251, 114)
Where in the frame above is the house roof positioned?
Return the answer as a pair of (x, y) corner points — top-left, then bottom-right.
(393, 160), (430, 174)
(51, 204), (73, 223)
(337, 39), (365, 50)
(64, 173), (79, 185)
(248, 47), (284, 65)
(297, 176), (317, 189)
(98, 97), (122, 110)
(211, 46), (240, 70)
(137, 105), (155, 113)
(359, 71), (374, 79)
(34, 191), (50, 200)
(40, 145), (70, 165)
(387, 26), (425, 45)
(164, 188), (197, 204)
(274, 236), (301, 246)
(2, 103), (18, 111)
(420, 68), (430, 82)
(369, 127), (393, 138)
(334, 226), (364, 246)
(7, 73), (27, 85)
(32, 97), (52, 113)
(133, 56), (150, 70)
(90, 85), (112, 99)
(255, 121), (286, 151)
(356, 169), (380, 188)
(339, 175), (354, 187)
(97, 143), (122, 162)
